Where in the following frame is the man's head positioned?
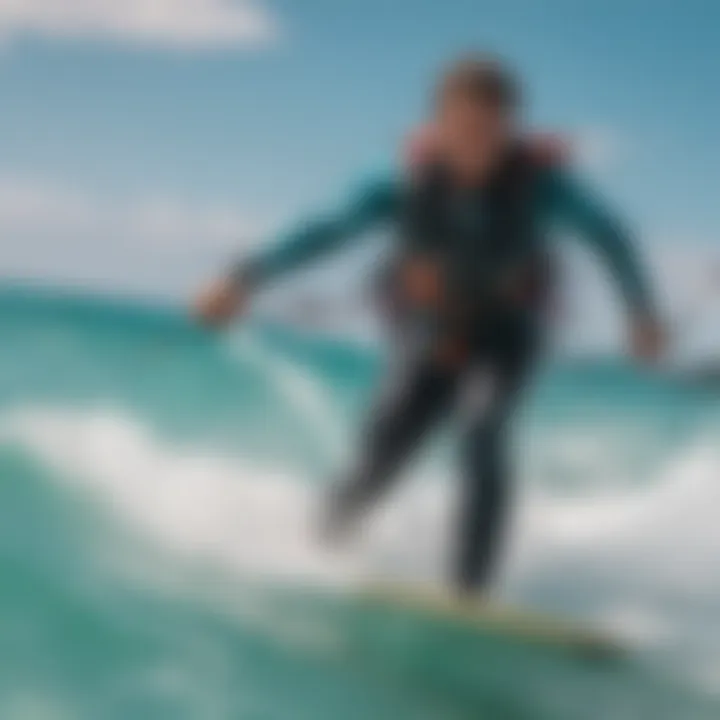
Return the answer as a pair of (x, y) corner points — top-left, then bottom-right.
(434, 54), (521, 180)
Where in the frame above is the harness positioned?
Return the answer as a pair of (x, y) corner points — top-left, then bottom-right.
(400, 144), (550, 319)
(374, 145), (555, 362)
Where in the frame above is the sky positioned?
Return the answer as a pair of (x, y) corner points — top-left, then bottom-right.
(0, 0), (718, 347)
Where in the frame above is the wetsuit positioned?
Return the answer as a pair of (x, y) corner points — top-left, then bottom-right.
(234, 147), (654, 592)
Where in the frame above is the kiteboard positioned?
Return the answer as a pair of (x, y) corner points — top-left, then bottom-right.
(359, 582), (625, 661)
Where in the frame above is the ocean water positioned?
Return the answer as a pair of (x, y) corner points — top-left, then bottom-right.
(0, 285), (719, 719)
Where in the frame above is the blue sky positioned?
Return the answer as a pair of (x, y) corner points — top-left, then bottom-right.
(0, 0), (717, 310)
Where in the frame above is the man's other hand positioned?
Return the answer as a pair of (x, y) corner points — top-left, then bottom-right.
(193, 277), (248, 328)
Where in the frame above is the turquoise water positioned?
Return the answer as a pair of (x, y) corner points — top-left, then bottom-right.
(1, 285), (719, 719)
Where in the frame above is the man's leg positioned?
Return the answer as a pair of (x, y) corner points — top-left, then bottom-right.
(324, 359), (456, 541)
(453, 321), (538, 593)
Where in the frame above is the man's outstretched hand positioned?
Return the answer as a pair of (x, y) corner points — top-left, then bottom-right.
(630, 315), (666, 364)
(193, 277), (249, 327)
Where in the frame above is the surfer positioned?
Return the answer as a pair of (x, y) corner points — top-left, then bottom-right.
(194, 54), (664, 594)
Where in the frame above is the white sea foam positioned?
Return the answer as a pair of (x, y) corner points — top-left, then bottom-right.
(1, 404), (720, 689)
(0, 407), (360, 585)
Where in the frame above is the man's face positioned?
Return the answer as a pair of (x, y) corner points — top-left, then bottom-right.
(438, 96), (512, 178)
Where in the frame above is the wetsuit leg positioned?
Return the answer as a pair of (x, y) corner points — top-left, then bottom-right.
(326, 358), (457, 538)
(453, 318), (539, 593)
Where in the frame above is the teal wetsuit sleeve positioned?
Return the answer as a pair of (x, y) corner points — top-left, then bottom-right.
(234, 173), (401, 288)
(543, 168), (655, 317)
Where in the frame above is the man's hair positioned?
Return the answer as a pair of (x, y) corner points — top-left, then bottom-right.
(436, 54), (521, 112)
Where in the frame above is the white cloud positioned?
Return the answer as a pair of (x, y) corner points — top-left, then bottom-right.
(0, 0), (278, 50)
(0, 176), (261, 250)
(0, 175), (265, 295)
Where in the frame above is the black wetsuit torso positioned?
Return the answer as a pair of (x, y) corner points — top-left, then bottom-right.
(379, 145), (553, 353)
(403, 146), (541, 289)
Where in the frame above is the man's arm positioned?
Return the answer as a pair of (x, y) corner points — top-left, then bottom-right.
(545, 168), (654, 316)
(544, 168), (664, 360)
(233, 174), (400, 290)
(194, 172), (400, 325)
